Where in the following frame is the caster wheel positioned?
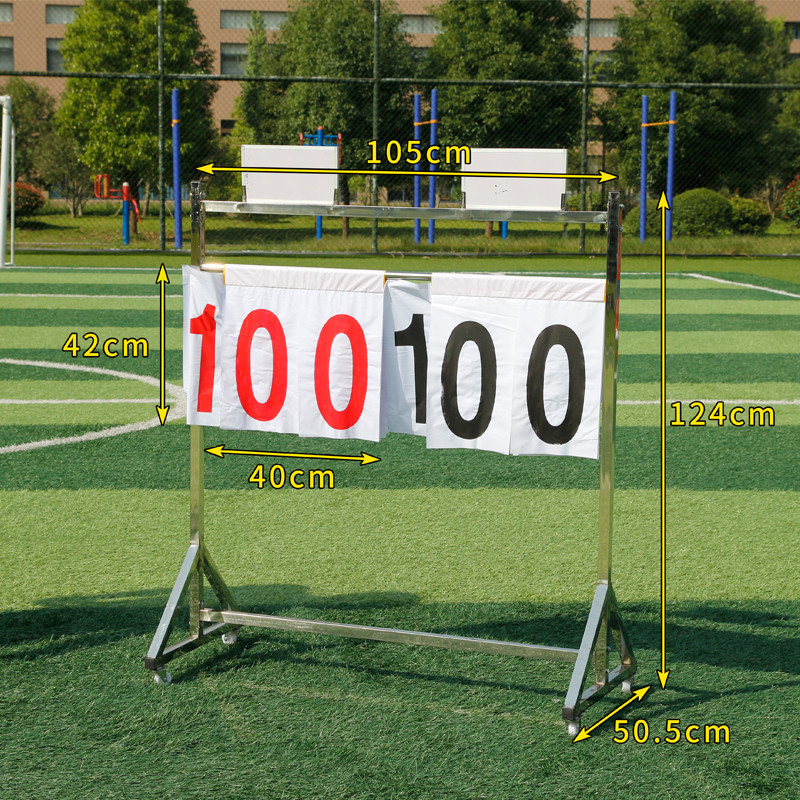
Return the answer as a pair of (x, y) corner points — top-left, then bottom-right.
(567, 720), (581, 738)
(621, 679), (633, 694)
(153, 670), (172, 686)
(222, 632), (238, 645)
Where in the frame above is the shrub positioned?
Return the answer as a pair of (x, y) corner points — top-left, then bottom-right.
(12, 182), (45, 217)
(671, 188), (732, 236)
(622, 201), (660, 237)
(730, 195), (771, 235)
(779, 175), (800, 228)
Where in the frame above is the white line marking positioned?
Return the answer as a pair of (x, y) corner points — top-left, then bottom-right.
(683, 272), (800, 299)
(0, 398), (156, 405)
(0, 358), (186, 454)
(0, 293), (179, 298)
(620, 399), (799, 405)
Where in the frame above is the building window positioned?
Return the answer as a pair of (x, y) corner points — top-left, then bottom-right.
(0, 4), (12, 23)
(400, 15), (441, 35)
(571, 19), (618, 38)
(220, 10), (286, 30)
(787, 22), (800, 40)
(221, 119), (236, 137)
(0, 37), (12, 70)
(46, 5), (80, 25)
(220, 43), (247, 76)
(47, 38), (64, 72)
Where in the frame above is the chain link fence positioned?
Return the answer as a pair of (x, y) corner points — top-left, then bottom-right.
(2, 0), (800, 257)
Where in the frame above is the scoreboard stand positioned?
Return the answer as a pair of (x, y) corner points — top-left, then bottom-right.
(145, 182), (636, 733)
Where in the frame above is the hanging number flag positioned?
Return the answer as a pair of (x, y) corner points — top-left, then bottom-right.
(182, 267), (606, 458)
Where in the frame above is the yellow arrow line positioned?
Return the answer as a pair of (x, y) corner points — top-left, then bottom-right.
(659, 193), (669, 687)
(155, 264), (170, 426)
(206, 446), (380, 465)
(197, 164), (618, 184)
(577, 686), (652, 739)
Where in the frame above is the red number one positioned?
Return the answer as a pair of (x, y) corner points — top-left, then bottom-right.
(189, 303), (216, 413)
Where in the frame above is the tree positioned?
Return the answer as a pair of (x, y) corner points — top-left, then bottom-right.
(604, 0), (789, 196)
(233, 12), (284, 146)
(0, 78), (56, 184)
(238, 0), (415, 218)
(425, 1), (581, 151)
(58, 0), (219, 203)
(36, 131), (93, 217)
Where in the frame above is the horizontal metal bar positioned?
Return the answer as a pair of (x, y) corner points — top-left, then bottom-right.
(199, 609), (579, 663)
(145, 621), (230, 670)
(5, 69), (797, 92)
(202, 201), (607, 225)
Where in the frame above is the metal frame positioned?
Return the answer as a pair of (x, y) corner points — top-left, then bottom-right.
(146, 182), (636, 728)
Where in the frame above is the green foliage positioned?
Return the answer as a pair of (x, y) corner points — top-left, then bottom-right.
(425, 0), (581, 150)
(0, 78), (56, 184)
(673, 188), (732, 235)
(622, 201), (660, 238)
(233, 12), (284, 146)
(779, 175), (800, 228)
(729, 195), (771, 235)
(13, 182), (45, 217)
(604, 0), (789, 195)
(58, 0), (220, 191)
(35, 131), (93, 218)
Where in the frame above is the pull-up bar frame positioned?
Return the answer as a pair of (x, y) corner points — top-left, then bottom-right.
(145, 182), (636, 733)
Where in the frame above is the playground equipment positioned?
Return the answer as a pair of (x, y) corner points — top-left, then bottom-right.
(300, 126), (342, 239)
(93, 175), (142, 246)
(413, 89), (438, 244)
(0, 94), (16, 266)
(147, 165), (636, 734)
(640, 91), (677, 242)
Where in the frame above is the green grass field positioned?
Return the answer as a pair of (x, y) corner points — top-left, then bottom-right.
(1, 253), (798, 799)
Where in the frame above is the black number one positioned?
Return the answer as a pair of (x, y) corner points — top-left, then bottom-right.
(441, 321), (496, 439)
(527, 324), (585, 445)
(394, 313), (427, 424)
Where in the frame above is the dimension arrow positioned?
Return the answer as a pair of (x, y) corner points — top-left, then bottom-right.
(572, 685), (652, 742)
(197, 163), (618, 184)
(205, 445), (380, 466)
(658, 191), (670, 691)
(155, 264), (169, 426)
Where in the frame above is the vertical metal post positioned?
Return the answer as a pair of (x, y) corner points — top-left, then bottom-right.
(189, 180), (206, 637)
(157, 0), (166, 251)
(594, 191), (621, 684)
(316, 126), (323, 240)
(640, 95), (648, 243)
(579, 0), (591, 255)
(666, 90), (677, 241)
(172, 89), (182, 250)
(371, 0), (380, 253)
(413, 92), (421, 244)
(428, 88), (437, 244)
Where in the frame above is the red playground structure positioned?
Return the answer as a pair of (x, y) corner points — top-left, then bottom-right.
(94, 174), (141, 245)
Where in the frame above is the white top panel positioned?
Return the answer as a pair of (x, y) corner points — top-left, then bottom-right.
(432, 272), (604, 303)
(241, 144), (338, 205)
(225, 263), (385, 293)
(461, 148), (567, 211)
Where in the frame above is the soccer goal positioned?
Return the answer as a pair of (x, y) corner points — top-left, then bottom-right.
(0, 94), (15, 266)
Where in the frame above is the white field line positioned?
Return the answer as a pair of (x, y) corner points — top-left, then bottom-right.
(0, 358), (186, 454)
(0, 293), (174, 299)
(683, 272), (800, 299)
(620, 399), (800, 405)
(0, 398), (157, 404)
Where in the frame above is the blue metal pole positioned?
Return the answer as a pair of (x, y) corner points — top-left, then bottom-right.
(501, 221), (508, 239)
(640, 94), (648, 243)
(316, 126), (323, 240)
(172, 89), (182, 250)
(666, 90), (677, 241)
(413, 93), (421, 244)
(428, 88), (437, 244)
(122, 182), (130, 246)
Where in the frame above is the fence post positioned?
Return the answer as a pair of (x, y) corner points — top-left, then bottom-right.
(640, 94), (648, 243)
(666, 90), (677, 241)
(371, 0), (380, 254)
(579, 0), (591, 255)
(172, 89), (182, 250)
(157, 0), (166, 251)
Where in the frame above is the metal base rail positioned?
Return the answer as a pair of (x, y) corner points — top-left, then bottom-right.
(145, 183), (637, 732)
